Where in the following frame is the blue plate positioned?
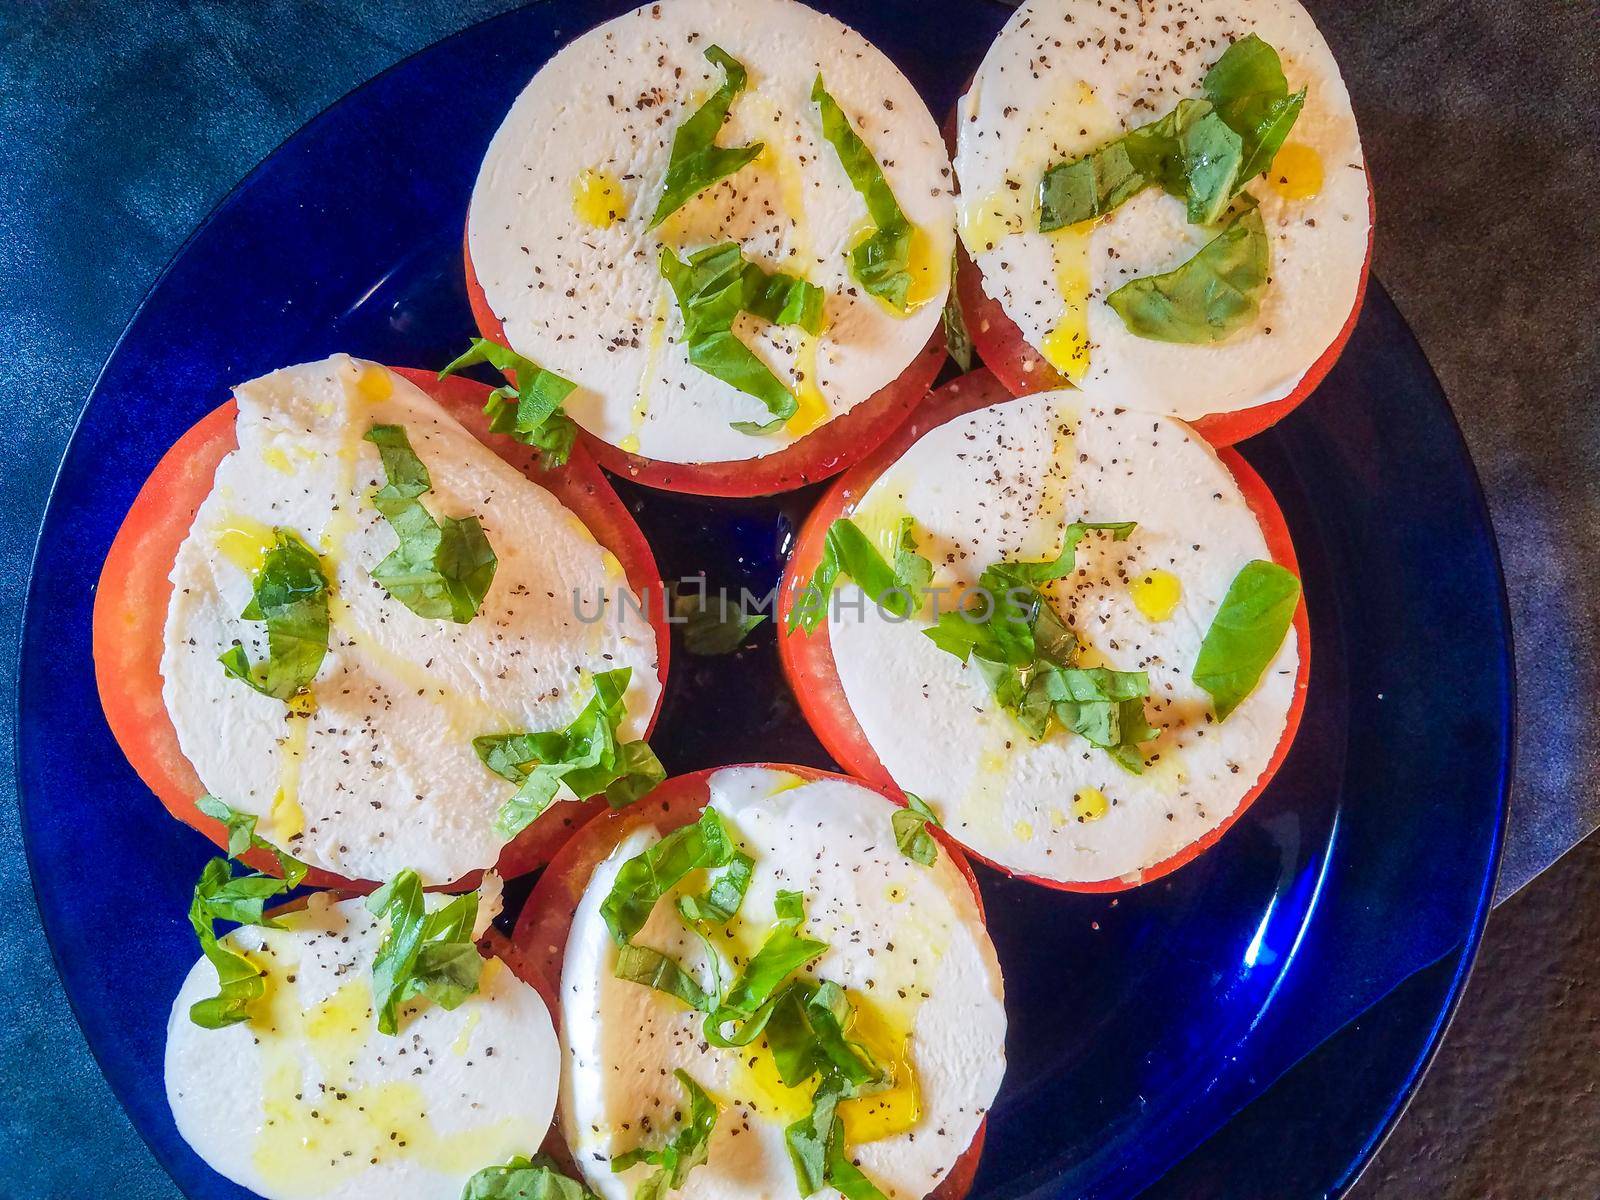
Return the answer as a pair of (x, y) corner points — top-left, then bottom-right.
(14, 3), (1512, 1198)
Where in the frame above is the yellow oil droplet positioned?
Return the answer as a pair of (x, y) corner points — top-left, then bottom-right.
(1072, 787), (1110, 823)
(1012, 820), (1035, 842)
(214, 515), (277, 574)
(759, 140), (811, 260)
(1130, 569), (1182, 622)
(1265, 143), (1323, 201)
(723, 1037), (816, 1127)
(1040, 222), (1093, 382)
(786, 332), (830, 438)
(852, 221), (941, 317)
(624, 290), (669, 454)
(351, 362), (393, 403)
(261, 447), (295, 475)
(838, 996), (921, 1144)
(958, 187), (1031, 254)
(886, 884), (907, 904)
(452, 1009), (481, 1057)
(572, 168), (628, 228)
(270, 697), (313, 843)
(766, 771), (808, 796)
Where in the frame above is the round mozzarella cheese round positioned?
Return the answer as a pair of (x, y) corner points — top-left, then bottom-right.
(826, 391), (1301, 884)
(467, 0), (954, 465)
(559, 766), (1006, 1200)
(954, 0), (1370, 419)
(165, 894), (559, 1200)
(159, 355), (660, 885)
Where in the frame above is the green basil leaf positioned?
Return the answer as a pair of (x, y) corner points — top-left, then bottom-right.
(601, 808), (737, 945)
(786, 517), (931, 635)
(891, 792), (941, 866)
(1181, 110), (1245, 225)
(823, 1134), (890, 1200)
(1037, 99), (1211, 231)
(924, 524), (1155, 764)
(812, 76), (918, 313)
(364, 423), (498, 623)
(672, 587), (766, 656)
(1193, 558), (1300, 721)
(941, 249), (973, 370)
(439, 337), (579, 467)
(1038, 666), (1154, 775)
(649, 47), (764, 228)
(705, 890), (828, 1047)
(614, 942), (715, 1013)
(659, 242), (823, 434)
(461, 1154), (597, 1200)
(195, 795), (308, 886)
(1203, 34), (1307, 184)
(186, 833), (306, 1029)
(474, 667), (664, 839)
(1106, 202), (1268, 343)
(367, 869), (484, 1036)
(611, 1069), (719, 1199)
(217, 529), (329, 702)
(675, 849), (754, 925)
(785, 1061), (890, 1200)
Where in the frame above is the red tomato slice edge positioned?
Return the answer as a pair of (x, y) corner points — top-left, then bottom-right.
(464, 227), (947, 497)
(506, 762), (988, 1200)
(774, 369), (1311, 893)
(91, 365), (669, 891)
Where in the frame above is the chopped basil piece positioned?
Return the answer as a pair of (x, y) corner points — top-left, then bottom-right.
(672, 586), (766, 656)
(611, 1070), (719, 1200)
(925, 522), (1155, 767)
(941, 249), (973, 371)
(186, 806), (308, 1029)
(891, 792), (941, 866)
(649, 46), (764, 228)
(787, 516), (931, 635)
(1039, 34), (1303, 233)
(812, 76), (919, 313)
(474, 667), (665, 839)
(461, 1154), (597, 1200)
(367, 869), (484, 1036)
(439, 337), (579, 466)
(1105, 202), (1268, 343)
(1193, 558), (1301, 721)
(675, 849), (754, 926)
(659, 242), (824, 434)
(614, 943), (714, 1014)
(600, 808), (738, 945)
(217, 528), (329, 702)
(704, 891), (828, 1047)
(364, 423), (498, 623)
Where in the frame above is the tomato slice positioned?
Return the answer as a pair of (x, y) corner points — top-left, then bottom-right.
(953, 185), (1375, 447)
(92, 365), (669, 890)
(507, 763), (987, 1200)
(465, 231), (946, 497)
(775, 369), (1311, 892)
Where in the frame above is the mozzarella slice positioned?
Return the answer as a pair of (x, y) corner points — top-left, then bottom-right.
(467, 0), (954, 466)
(954, 0), (1369, 419)
(160, 355), (660, 885)
(165, 894), (559, 1200)
(560, 767), (1006, 1200)
(826, 392), (1301, 884)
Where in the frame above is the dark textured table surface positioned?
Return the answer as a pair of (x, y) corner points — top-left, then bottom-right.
(1, 2), (1595, 1197)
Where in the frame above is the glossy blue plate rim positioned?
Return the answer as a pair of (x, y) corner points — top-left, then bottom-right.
(13, 2), (1513, 1198)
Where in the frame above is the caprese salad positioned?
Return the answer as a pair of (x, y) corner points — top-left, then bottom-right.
(463, 0), (955, 495)
(778, 370), (1308, 889)
(512, 764), (1007, 1200)
(82, 0), (1370, 1194)
(94, 355), (668, 889)
(952, 0), (1372, 444)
